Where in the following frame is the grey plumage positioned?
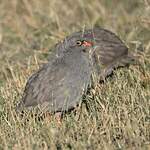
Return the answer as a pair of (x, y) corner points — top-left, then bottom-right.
(17, 27), (134, 113)
(17, 38), (93, 112)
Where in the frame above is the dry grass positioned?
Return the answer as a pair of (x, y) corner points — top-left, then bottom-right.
(0, 0), (150, 149)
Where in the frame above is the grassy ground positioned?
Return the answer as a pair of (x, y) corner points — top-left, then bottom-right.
(0, 0), (150, 149)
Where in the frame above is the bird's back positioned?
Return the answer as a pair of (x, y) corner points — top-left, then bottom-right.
(89, 27), (134, 78)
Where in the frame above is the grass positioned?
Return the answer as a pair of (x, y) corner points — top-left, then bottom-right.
(0, 0), (150, 149)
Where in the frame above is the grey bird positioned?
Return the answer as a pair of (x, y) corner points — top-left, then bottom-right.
(17, 27), (134, 113)
(17, 35), (94, 113)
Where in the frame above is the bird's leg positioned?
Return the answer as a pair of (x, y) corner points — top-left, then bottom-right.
(40, 112), (62, 125)
(55, 112), (62, 125)
(74, 104), (82, 121)
(42, 112), (52, 123)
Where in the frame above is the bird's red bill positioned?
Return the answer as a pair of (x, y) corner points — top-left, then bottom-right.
(82, 41), (93, 47)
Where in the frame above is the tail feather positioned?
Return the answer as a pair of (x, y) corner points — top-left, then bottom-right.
(117, 54), (135, 67)
(99, 53), (136, 80)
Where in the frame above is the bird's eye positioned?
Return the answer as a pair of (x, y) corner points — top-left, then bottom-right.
(76, 40), (82, 46)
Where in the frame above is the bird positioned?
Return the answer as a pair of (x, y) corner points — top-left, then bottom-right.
(17, 35), (94, 113)
(17, 27), (134, 114)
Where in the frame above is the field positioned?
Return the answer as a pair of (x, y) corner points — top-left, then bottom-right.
(0, 0), (150, 149)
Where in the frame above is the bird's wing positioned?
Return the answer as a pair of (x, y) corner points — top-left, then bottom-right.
(17, 61), (67, 110)
(94, 43), (132, 65)
(93, 43), (134, 79)
(91, 28), (135, 78)
(17, 58), (90, 112)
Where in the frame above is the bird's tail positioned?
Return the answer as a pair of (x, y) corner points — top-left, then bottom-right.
(117, 53), (136, 67)
(99, 53), (138, 80)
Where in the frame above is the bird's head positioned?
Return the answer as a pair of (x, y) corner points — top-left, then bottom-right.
(62, 31), (95, 56)
(55, 27), (121, 59)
